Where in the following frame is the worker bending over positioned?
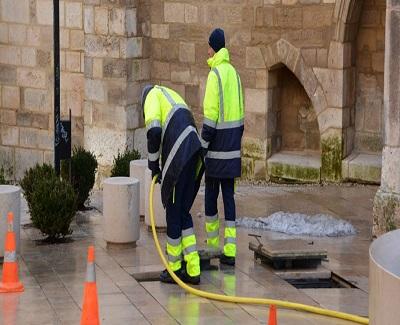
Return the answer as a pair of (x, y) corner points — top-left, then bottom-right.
(141, 85), (203, 284)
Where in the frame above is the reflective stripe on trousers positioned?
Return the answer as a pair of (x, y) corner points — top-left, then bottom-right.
(224, 221), (236, 257)
(205, 214), (219, 249)
(182, 227), (200, 277)
(167, 236), (182, 271)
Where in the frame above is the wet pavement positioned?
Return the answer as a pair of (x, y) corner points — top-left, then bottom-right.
(0, 183), (377, 324)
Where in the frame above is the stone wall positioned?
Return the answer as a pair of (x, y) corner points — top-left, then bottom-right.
(147, 0), (343, 181)
(0, 0), (390, 184)
(83, 0), (150, 184)
(355, 0), (386, 154)
(0, 0), (84, 180)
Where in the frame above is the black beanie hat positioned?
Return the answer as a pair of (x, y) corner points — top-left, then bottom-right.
(209, 28), (225, 53)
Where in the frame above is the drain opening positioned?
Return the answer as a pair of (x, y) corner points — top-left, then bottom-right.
(284, 273), (356, 289)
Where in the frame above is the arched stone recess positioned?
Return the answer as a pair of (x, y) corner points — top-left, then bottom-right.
(335, 0), (385, 185)
(333, 0), (365, 43)
(243, 39), (343, 183)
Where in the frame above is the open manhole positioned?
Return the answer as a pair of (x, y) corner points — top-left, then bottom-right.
(282, 272), (357, 289)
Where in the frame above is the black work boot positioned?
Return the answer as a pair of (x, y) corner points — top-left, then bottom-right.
(219, 254), (235, 266)
(159, 268), (182, 284)
(181, 270), (200, 285)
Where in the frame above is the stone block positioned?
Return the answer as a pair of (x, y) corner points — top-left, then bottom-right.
(0, 45), (20, 65)
(110, 8), (125, 36)
(120, 37), (143, 59)
(1, 0), (30, 24)
(171, 65), (191, 83)
(8, 24), (27, 45)
(301, 48), (317, 67)
(164, 2), (185, 23)
(1, 126), (19, 146)
(303, 5), (332, 28)
(67, 90), (83, 117)
(242, 137), (268, 160)
(21, 48), (36, 67)
(0, 109), (17, 125)
(185, 4), (198, 23)
(65, 51), (81, 72)
(129, 59), (150, 82)
(84, 126), (133, 166)
(241, 157), (255, 181)
(372, 52), (384, 72)
(151, 61), (170, 80)
(70, 30), (84, 50)
(65, 2), (82, 29)
(84, 6), (94, 34)
(151, 24), (169, 39)
(179, 42), (195, 63)
(328, 41), (352, 69)
(317, 108), (344, 133)
(381, 147), (400, 193)
(126, 8), (137, 37)
(246, 47), (265, 69)
(15, 148), (43, 180)
(267, 152), (321, 183)
(92, 58), (103, 78)
(103, 177), (140, 245)
(95, 7), (108, 35)
(17, 68), (46, 89)
(314, 68), (344, 108)
(342, 153), (382, 184)
(256, 70), (267, 89)
(24, 88), (51, 112)
(2, 86), (20, 109)
(373, 191), (400, 237)
(85, 79), (105, 103)
(85, 35), (120, 58)
(245, 88), (267, 114)
(103, 58), (127, 78)
(254, 160), (267, 180)
(317, 48), (328, 67)
(0, 23), (8, 43)
(275, 7), (302, 28)
(37, 0), (53, 25)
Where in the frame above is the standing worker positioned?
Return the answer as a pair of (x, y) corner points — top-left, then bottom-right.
(201, 28), (244, 266)
(141, 85), (203, 284)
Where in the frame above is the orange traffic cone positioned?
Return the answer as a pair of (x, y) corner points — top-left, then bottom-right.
(268, 304), (277, 325)
(80, 246), (100, 325)
(0, 212), (24, 293)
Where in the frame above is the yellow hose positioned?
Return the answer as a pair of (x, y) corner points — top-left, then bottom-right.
(149, 176), (369, 324)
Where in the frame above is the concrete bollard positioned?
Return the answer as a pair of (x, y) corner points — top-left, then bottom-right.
(129, 159), (147, 217)
(369, 229), (400, 325)
(144, 168), (167, 231)
(103, 177), (140, 247)
(0, 185), (21, 257)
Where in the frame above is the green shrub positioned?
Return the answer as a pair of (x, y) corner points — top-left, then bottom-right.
(30, 175), (77, 241)
(0, 167), (7, 185)
(61, 147), (98, 210)
(20, 163), (56, 209)
(111, 148), (141, 177)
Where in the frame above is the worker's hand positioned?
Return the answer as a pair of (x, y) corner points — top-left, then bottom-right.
(151, 168), (162, 184)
